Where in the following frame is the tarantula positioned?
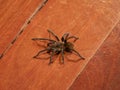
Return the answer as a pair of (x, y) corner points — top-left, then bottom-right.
(32, 30), (85, 64)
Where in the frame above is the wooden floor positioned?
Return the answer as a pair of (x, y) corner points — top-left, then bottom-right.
(70, 20), (120, 90)
(0, 0), (120, 90)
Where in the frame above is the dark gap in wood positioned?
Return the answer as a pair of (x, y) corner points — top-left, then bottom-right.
(0, 53), (3, 59)
(0, 0), (48, 59)
(38, 5), (44, 11)
(38, 0), (48, 11)
(27, 20), (31, 24)
(19, 29), (24, 35)
(44, 0), (48, 4)
(11, 38), (17, 44)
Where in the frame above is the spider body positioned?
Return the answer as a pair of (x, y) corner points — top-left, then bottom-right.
(32, 30), (85, 64)
(47, 41), (64, 54)
(47, 41), (73, 54)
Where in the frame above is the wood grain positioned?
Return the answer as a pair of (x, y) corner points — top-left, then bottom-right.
(69, 21), (120, 90)
(0, 0), (120, 90)
(0, 0), (45, 56)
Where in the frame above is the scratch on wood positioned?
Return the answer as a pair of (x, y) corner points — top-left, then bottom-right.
(0, 0), (48, 59)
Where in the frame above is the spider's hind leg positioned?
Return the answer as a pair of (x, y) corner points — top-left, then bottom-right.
(60, 49), (64, 64)
(33, 49), (48, 58)
(61, 33), (69, 42)
(48, 51), (55, 65)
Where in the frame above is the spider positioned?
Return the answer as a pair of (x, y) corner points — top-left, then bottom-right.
(32, 30), (85, 64)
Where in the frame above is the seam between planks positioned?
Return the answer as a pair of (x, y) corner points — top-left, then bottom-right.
(0, 0), (48, 59)
(67, 17), (120, 90)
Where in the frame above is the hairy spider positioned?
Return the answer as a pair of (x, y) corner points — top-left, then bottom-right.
(32, 30), (85, 64)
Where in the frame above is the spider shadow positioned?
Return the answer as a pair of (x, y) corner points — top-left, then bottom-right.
(33, 55), (50, 60)
(33, 52), (58, 64)
(32, 40), (48, 48)
(65, 52), (84, 63)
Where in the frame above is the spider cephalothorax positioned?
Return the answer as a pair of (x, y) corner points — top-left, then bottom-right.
(32, 30), (85, 64)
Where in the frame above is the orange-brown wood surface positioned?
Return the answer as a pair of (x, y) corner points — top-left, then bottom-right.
(70, 21), (120, 90)
(0, 0), (45, 56)
(0, 0), (120, 90)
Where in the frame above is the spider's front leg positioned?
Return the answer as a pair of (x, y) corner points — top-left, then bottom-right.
(47, 29), (60, 41)
(32, 38), (55, 42)
(67, 36), (79, 42)
(71, 49), (85, 60)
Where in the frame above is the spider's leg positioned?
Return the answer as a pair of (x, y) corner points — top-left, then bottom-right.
(61, 33), (69, 42)
(71, 49), (85, 60)
(67, 36), (79, 42)
(47, 29), (60, 41)
(49, 51), (55, 64)
(32, 38), (55, 42)
(33, 49), (48, 58)
(61, 49), (64, 63)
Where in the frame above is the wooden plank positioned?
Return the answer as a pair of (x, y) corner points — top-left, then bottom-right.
(0, 0), (120, 90)
(0, 0), (46, 57)
(69, 21), (120, 90)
